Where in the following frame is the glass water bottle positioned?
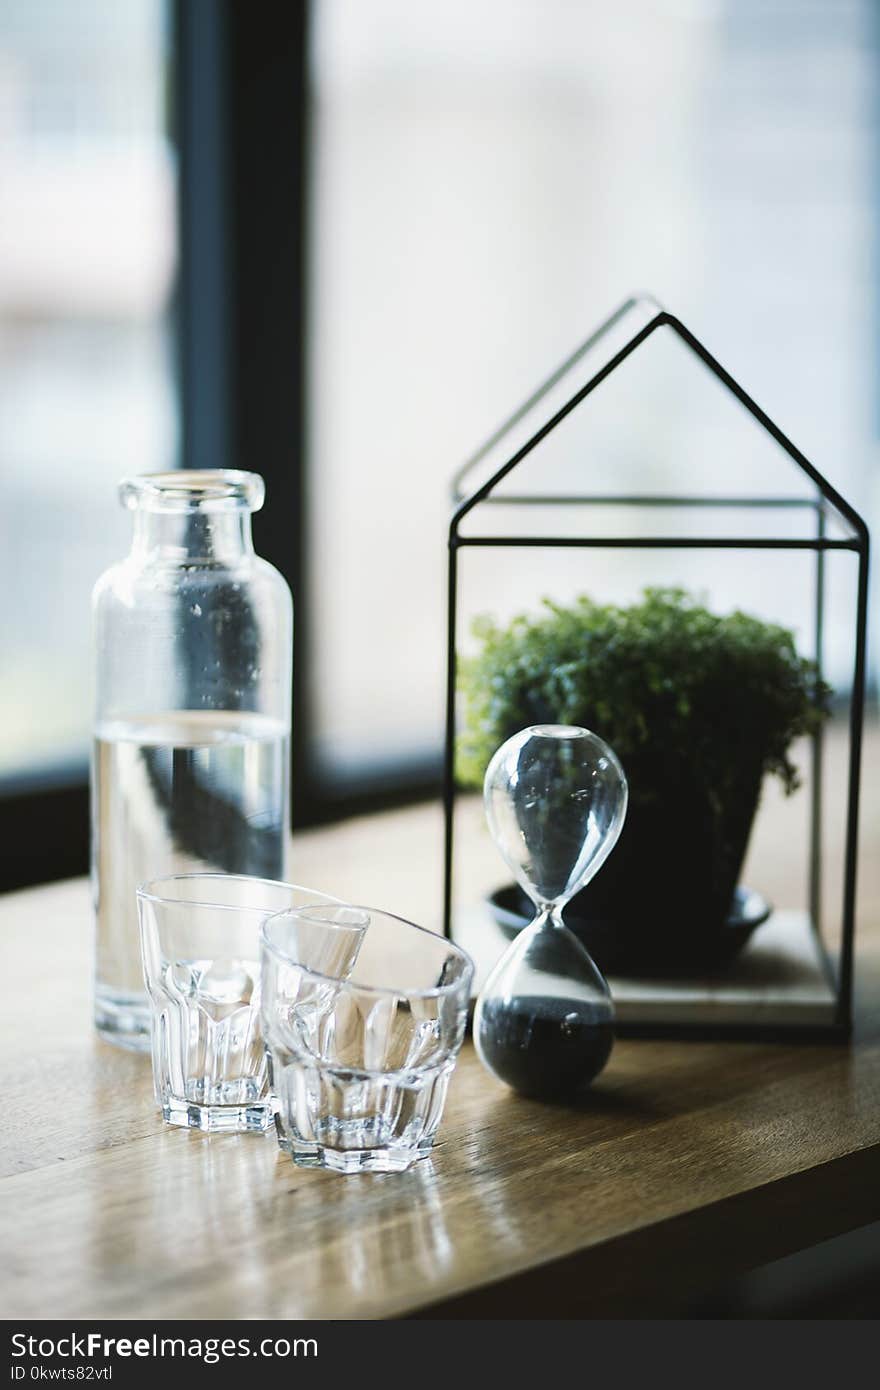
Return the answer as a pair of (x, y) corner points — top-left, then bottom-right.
(91, 471), (293, 1050)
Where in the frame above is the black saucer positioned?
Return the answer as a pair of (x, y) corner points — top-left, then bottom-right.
(487, 884), (772, 977)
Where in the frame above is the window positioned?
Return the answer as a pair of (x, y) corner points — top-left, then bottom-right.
(307, 0), (877, 789)
(1, 0), (875, 887)
(0, 0), (177, 786)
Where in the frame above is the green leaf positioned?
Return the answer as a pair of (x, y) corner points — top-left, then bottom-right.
(455, 588), (831, 804)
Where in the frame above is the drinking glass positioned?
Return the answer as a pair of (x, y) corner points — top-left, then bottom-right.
(261, 906), (474, 1172)
(137, 874), (364, 1133)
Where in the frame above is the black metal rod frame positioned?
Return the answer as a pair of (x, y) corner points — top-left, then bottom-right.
(442, 301), (870, 1038)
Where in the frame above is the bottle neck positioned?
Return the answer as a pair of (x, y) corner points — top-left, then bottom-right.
(130, 508), (255, 566)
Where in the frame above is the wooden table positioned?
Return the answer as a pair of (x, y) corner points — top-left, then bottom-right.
(2, 745), (880, 1320)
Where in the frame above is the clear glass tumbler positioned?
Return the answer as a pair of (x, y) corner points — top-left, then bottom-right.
(93, 470), (293, 1052)
(137, 874), (362, 1134)
(262, 906), (474, 1173)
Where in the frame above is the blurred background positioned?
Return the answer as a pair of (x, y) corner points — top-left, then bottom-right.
(1, 0), (877, 887)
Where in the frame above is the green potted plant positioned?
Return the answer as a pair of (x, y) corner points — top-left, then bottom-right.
(457, 588), (830, 974)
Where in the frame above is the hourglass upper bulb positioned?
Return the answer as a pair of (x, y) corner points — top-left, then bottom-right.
(483, 723), (628, 913)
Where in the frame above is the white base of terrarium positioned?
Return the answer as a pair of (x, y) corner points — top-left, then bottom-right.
(457, 906), (837, 1029)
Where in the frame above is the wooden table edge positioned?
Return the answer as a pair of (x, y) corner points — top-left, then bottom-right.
(405, 1145), (880, 1318)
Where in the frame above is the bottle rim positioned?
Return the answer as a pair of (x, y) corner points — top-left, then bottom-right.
(119, 470), (265, 514)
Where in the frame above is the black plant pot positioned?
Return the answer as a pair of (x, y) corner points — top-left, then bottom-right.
(489, 772), (771, 976)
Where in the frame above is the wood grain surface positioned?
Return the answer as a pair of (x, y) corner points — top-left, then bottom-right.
(1, 723), (878, 1320)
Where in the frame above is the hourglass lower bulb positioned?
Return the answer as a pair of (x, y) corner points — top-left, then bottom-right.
(474, 725), (628, 1100)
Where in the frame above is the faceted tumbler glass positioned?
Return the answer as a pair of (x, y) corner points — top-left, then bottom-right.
(261, 906), (474, 1173)
(137, 874), (362, 1134)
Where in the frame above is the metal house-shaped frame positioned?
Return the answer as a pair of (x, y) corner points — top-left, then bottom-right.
(442, 296), (869, 1038)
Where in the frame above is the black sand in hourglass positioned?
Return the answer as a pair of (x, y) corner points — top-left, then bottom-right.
(477, 996), (614, 1099)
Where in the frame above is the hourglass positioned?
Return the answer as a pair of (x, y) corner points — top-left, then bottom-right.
(474, 725), (628, 1099)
